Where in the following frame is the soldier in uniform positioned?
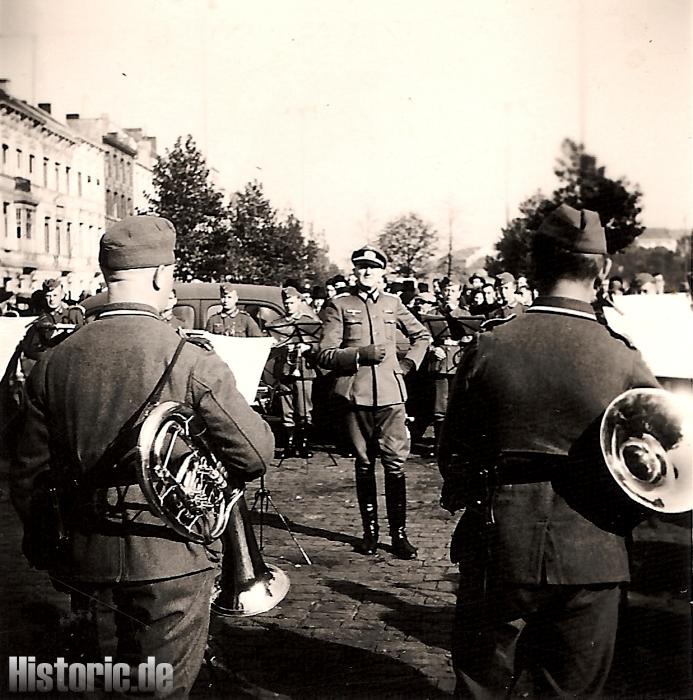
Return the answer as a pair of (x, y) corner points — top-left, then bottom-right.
(318, 246), (431, 559)
(162, 288), (184, 330)
(206, 283), (263, 337)
(485, 271), (527, 322)
(271, 286), (321, 458)
(12, 216), (275, 697)
(438, 204), (660, 698)
(422, 284), (473, 458)
(21, 278), (85, 365)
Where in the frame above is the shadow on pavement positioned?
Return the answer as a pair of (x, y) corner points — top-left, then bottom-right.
(249, 511), (362, 549)
(204, 621), (450, 699)
(327, 579), (454, 651)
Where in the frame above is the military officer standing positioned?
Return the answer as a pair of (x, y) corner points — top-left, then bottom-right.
(438, 204), (660, 698)
(12, 216), (275, 697)
(318, 246), (431, 559)
(206, 283), (263, 337)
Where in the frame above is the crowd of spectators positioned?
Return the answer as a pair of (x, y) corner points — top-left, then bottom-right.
(0, 265), (683, 322)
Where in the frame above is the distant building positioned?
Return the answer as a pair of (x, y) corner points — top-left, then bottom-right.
(0, 79), (106, 297)
(125, 128), (157, 213)
(66, 115), (137, 226)
(636, 227), (687, 252)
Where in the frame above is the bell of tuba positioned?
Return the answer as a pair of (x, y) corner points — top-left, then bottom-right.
(600, 388), (693, 513)
(210, 495), (290, 617)
(137, 400), (290, 615)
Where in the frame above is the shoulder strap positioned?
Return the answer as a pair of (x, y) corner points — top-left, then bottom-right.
(85, 338), (189, 487)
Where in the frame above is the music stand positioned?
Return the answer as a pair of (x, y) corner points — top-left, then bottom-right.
(266, 317), (338, 467)
(250, 475), (312, 565)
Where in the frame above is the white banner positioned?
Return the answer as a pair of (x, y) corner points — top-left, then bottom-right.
(604, 294), (693, 380)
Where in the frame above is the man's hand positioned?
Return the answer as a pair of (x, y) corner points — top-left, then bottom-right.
(432, 346), (446, 361)
(399, 357), (416, 375)
(359, 344), (387, 365)
(440, 478), (467, 516)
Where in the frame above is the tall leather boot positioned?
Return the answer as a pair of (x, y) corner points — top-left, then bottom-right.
(296, 423), (313, 458)
(385, 472), (418, 559)
(283, 426), (297, 458)
(355, 474), (379, 555)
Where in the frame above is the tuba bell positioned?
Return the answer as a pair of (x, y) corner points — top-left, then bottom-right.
(137, 401), (290, 615)
(600, 388), (693, 513)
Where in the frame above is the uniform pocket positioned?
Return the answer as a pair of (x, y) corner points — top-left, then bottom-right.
(345, 320), (363, 340)
(384, 319), (396, 340)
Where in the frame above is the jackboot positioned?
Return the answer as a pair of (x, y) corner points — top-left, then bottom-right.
(355, 474), (379, 555)
(283, 427), (297, 458)
(296, 424), (313, 458)
(385, 472), (418, 559)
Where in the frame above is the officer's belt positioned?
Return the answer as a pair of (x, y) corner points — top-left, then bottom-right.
(493, 453), (568, 484)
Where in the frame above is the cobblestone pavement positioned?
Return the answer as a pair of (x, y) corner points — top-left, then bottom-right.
(0, 448), (690, 698)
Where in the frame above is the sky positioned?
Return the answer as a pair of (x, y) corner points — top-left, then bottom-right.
(1, 0), (690, 268)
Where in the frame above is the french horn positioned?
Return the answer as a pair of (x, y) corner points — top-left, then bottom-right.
(137, 400), (290, 615)
(137, 401), (243, 544)
(600, 388), (693, 513)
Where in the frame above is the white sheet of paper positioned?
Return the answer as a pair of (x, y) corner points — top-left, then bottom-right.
(604, 294), (693, 380)
(201, 334), (274, 404)
(0, 317), (36, 375)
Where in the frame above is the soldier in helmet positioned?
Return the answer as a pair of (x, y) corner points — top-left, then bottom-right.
(439, 204), (660, 698)
(317, 246), (431, 559)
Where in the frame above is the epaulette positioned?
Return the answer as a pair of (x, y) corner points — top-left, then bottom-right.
(184, 334), (214, 352)
(480, 314), (515, 332)
(604, 323), (638, 351)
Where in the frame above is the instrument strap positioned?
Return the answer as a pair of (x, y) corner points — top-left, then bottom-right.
(80, 338), (189, 491)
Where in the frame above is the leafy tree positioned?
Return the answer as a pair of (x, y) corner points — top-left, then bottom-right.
(486, 193), (554, 277)
(148, 135), (227, 280)
(554, 139), (644, 253)
(377, 213), (439, 277)
(487, 140), (646, 277)
(226, 181), (336, 285)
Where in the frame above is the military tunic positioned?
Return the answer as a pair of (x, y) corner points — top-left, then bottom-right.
(13, 301), (275, 697)
(206, 309), (262, 337)
(439, 296), (660, 697)
(318, 289), (430, 475)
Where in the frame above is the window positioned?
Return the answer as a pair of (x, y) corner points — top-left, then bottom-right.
(26, 209), (32, 240)
(43, 158), (49, 187)
(55, 162), (60, 191)
(16, 208), (22, 238)
(56, 220), (62, 256)
(29, 154), (34, 175)
(77, 172), (82, 196)
(44, 218), (51, 252)
(1, 144), (7, 170)
(65, 166), (71, 194)
(3, 202), (9, 238)
(16, 149), (22, 173)
(66, 222), (72, 252)
(87, 174), (92, 183)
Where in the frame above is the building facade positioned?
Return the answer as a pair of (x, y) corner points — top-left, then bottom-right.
(0, 80), (106, 298)
(125, 128), (157, 214)
(0, 80), (160, 300)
